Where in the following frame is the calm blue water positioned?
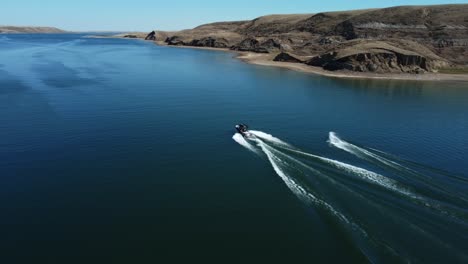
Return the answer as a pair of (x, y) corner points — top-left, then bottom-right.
(1, 34), (467, 263)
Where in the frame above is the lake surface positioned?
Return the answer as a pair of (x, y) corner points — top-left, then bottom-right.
(1, 34), (467, 263)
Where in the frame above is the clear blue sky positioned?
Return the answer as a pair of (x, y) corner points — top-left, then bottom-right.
(1, 0), (467, 31)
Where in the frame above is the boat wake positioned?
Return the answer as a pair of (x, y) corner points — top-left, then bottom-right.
(233, 130), (468, 263)
(232, 133), (261, 156)
(328, 132), (468, 209)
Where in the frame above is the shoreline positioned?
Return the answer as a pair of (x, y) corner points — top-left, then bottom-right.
(236, 53), (468, 82)
(114, 37), (468, 82)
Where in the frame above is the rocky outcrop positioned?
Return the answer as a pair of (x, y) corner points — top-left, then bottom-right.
(307, 40), (449, 73)
(335, 5), (468, 40)
(165, 36), (185, 46)
(333, 5), (468, 64)
(318, 37), (342, 45)
(152, 4), (467, 74)
(231, 38), (282, 53)
(231, 38), (263, 52)
(297, 11), (367, 35)
(188, 37), (229, 48)
(309, 52), (425, 73)
(334, 21), (357, 40)
(260, 39), (282, 52)
(273, 52), (303, 63)
(124, 35), (138, 38)
(145, 31), (156, 40)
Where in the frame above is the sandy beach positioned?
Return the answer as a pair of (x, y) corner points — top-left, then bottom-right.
(156, 42), (468, 82)
(235, 52), (468, 82)
(85, 36), (468, 82)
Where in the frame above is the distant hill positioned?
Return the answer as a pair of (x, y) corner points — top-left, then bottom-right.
(0, 26), (66, 34)
(151, 4), (468, 74)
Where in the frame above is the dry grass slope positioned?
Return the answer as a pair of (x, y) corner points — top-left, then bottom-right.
(147, 4), (468, 74)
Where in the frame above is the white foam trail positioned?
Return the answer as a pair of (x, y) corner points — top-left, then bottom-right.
(232, 133), (261, 155)
(327, 132), (468, 216)
(276, 145), (420, 200)
(246, 130), (457, 215)
(328, 132), (417, 174)
(249, 130), (292, 147)
(247, 130), (416, 199)
(265, 142), (462, 221)
(369, 146), (468, 184)
(256, 139), (374, 260)
(245, 133), (466, 260)
(257, 139), (354, 226)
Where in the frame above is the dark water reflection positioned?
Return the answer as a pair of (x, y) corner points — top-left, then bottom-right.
(0, 34), (467, 263)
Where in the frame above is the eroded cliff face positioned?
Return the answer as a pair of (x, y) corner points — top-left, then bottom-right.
(332, 5), (468, 65)
(231, 38), (283, 53)
(189, 37), (229, 48)
(308, 40), (450, 73)
(273, 52), (303, 63)
(309, 51), (437, 73)
(149, 4), (468, 74)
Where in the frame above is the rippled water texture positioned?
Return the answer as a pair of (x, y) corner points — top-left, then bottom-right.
(1, 34), (467, 263)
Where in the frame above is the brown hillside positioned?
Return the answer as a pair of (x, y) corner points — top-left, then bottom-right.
(149, 4), (468, 74)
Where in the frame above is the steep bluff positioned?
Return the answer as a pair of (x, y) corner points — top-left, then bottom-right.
(146, 4), (468, 74)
